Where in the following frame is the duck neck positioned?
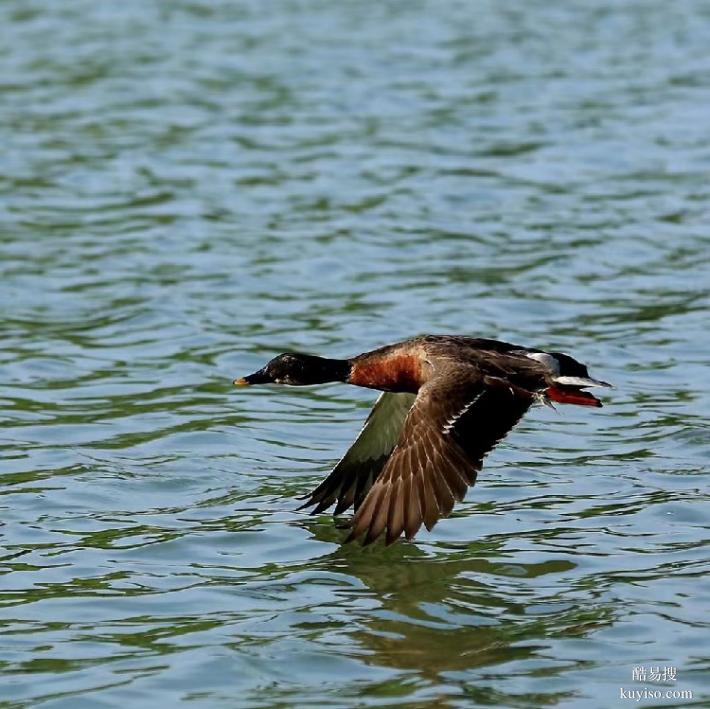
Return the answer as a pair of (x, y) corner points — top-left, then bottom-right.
(301, 356), (353, 385)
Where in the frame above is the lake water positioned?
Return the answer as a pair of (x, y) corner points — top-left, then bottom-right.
(1, 1), (709, 707)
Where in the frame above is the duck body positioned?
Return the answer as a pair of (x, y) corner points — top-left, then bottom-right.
(234, 335), (610, 545)
(348, 336), (566, 395)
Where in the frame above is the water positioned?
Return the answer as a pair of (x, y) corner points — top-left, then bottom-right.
(1, 1), (709, 706)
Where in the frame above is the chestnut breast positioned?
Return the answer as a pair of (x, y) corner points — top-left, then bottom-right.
(348, 351), (425, 393)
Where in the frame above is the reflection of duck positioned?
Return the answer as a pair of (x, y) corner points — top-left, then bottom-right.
(234, 335), (610, 545)
(294, 522), (608, 706)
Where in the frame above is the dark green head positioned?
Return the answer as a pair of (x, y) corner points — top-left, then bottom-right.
(234, 353), (351, 387)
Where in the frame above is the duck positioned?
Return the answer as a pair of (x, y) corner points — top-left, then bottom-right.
(233, 335), (611, 546)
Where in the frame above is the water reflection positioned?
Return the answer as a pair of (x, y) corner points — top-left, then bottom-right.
(297, 522), (612, 706)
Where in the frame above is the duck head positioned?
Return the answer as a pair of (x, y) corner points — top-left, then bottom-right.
(234, 353), (351, 387)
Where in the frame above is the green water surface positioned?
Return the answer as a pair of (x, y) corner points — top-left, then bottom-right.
(1, 1), (709, 707)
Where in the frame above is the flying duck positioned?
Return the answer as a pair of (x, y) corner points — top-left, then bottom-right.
(234, 335), (611, 546)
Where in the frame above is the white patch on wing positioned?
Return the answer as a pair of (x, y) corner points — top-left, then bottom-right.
(554, 375), (609, 387)
(340, 392), (416, 464)
(526, 351), (560, 374)
(442, 391), (484, 434)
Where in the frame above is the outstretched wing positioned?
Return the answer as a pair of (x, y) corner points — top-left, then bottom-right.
(347, 372), (534, 546)
(299, 392), (416, 515)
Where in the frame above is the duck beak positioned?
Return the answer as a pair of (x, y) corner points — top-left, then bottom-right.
(233, 367), (272, 386)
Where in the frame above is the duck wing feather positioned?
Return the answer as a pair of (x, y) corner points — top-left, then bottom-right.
(299, 392), (416, 515)
(347, 367), (534, 546)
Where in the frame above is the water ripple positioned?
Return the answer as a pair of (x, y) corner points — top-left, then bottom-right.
(2, 0), (709, 706)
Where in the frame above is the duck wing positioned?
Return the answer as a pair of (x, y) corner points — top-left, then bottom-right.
(299, 392), (416, 515)
(347, 369), (534, 546)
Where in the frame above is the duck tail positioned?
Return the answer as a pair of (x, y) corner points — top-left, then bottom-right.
(545, 385), (602, 407)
